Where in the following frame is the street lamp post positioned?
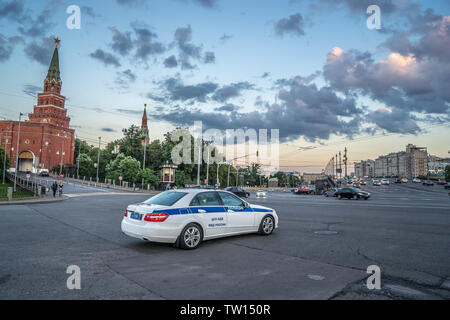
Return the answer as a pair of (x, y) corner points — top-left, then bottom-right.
(227, 163), (230, 187)
(2, 136), (8, 184)
(59, 139), (64, 175)
(13, 112), (23, 192)
(196, 138), (201, 185)
(96, 137), (101, 183)
(76, 135), (81, 178)
(142, 133), (147, 188)
(206, 145), (210, 185)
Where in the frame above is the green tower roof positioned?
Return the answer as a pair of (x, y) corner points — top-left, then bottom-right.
(45, 40), (61, 83)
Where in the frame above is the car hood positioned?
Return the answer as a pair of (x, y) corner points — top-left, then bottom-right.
(249, 204), (274, 212)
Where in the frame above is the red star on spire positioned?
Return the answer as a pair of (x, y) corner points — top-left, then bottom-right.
(54, 37), (61, 48)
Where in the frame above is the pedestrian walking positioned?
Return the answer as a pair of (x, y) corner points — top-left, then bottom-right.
(51, 181), (58, 197)
(58, 181), (63, 197)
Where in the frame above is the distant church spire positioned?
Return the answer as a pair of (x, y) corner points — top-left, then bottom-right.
(141, 104), (149, 145)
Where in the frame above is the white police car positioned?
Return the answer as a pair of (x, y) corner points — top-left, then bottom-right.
(121, 189), (278, 249)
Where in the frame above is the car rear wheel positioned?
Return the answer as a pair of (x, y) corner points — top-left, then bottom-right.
(179, 223), (203, 250)
(258, 215), (275, 235)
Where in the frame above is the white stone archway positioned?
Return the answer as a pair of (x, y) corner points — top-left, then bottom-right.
(18, 150), (35, 173)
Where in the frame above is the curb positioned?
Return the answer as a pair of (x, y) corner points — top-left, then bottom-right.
(0, 196), (70, 206)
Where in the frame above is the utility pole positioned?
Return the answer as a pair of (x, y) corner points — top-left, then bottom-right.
(344, 147), (348, 179)
(206, 145), (210, 185)
(236, 166), (239, 187)
(196, 138), (201, 185)
(2, 136), (7, 185)
(13, 112), (23, 192)
(339, 151), (342, 181)
(59, 139), (64, 175)
(76, 135), (81, 178)
(227, 163), (230, 187)
(216, 162), (220, 187)
(335, 154), (338, 182)
(96, 137), (101, 183)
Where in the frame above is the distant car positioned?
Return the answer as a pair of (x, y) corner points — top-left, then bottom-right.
(381, 179), (390, 185)
(445, 183), (450, 190)
(335, 187), (370, 200)
(295, 187), (312, 195)
(412, 178), (421, 183)
(353, 182), (361, 188)
(225, 187), (250, 198)
(360, 180), (367, 186)
(394, 178), (402, 184)
(422, 180), (434, 186)
(39, 170), (49, 177)
(437, 179), (447, 185)
(324, 188), (340, 197)
(401, 178), (409, 183)
(256, 190), (267, 198)
(373, 179), (381, 186)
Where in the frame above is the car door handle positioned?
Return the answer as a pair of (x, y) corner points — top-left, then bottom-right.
(198, 209), (206, 213)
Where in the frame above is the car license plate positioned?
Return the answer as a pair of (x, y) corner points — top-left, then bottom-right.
(130, 212), (143, 220)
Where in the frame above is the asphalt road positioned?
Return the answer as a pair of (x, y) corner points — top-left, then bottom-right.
(0, 183), (449, 300)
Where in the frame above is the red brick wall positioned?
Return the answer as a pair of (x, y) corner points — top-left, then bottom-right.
(0, 120), (75, 171)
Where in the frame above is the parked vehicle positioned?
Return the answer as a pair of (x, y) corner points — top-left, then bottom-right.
(444, 183), (450, 190)
(295, 186), (312, 195)
(412, 178), (421, 183)
(422, 180), (434, 186)
(335, 187), (370, 200)
(225, 187), (250, 198)
(381, 179), (390, 185)
(437, 179), (447, 185)
(38, 170), (49, 177)
(401, 178), (409, 183)
(394, 178), (402, 184)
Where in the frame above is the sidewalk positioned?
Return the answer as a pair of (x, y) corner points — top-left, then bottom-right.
(0, 194), (69, 206)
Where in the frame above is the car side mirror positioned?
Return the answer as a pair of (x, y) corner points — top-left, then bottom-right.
(243, 201), (250, 209)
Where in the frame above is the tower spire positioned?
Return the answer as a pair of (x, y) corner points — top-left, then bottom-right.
(44, 38), (61, 93)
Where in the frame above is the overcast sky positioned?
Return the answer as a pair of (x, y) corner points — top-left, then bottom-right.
(0, 0), (449, 172)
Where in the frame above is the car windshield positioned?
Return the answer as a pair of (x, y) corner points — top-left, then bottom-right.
(143, 191), (187, 206)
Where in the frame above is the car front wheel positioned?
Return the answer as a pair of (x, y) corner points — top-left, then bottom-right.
(258, 215), (275, 235)
(179, 223), (203, 250)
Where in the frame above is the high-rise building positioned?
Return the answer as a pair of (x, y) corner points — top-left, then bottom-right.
(0, 38), (75, 173)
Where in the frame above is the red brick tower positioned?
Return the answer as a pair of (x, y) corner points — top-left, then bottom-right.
(28, 38), (70, 128)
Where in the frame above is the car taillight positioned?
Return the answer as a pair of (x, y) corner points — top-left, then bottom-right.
(144, 213), (169, 222)
(124, 209), (128, 217)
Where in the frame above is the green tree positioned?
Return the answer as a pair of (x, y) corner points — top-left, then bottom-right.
(139, 168), (160, 186)
(445, 165), (450, 180)
(0, 146), (10, 183)
(74, 139), (93, 163)
(105, 153), (141, 183)
(77, 153), (95, 178)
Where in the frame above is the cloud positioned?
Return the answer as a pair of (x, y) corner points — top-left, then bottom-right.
(24, 37), (54, 65)
(211, 82), (254, 103)
(116, 0), (143, 6)
(89, 49), (121, 67)
(367, 108), (420, 134)
(152, 75), (364, 142)
(163, 55), (178, 68)
(219, 34), (232, 43)
(203, 51), (215, 63)
(81, 6), (99, 18)
(101, 128), (117, 132)
(173, 24), (215, 69)
(0, 34), (22, 62)
(115, 69), (137, 88)
(160, 77), (219, 102)
(116, 108), (142, 115)
(23, 84), (41, 97)
(110, 27), (133, 56)
(214, 104), (239, 112)
(132, 23), (166, 61)
(262, 72), (270, 78)
(193, 0), (217, 8)
(0, 0), (25, 22)
(274, 13), (305, 37)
